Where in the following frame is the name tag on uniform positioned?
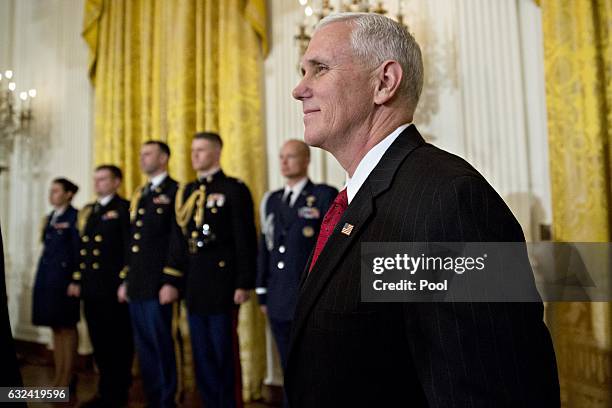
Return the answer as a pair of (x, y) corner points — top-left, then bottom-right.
(153, 194), (171, 205)
(298, 207), (320, 219)
(53, 222), (70, 229)
(102, 210), (119, 220)
(207, 193), (226, 208)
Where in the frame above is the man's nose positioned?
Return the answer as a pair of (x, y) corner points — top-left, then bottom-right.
(292, 77), (310, 100)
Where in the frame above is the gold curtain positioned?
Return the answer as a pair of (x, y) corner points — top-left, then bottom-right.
(538, 0), (612, 406)
(82, 0), (268, 401)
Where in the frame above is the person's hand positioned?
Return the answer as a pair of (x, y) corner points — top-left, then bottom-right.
(260, 305), (267, 315)
(67, 283), (81, 298)
(117, 283), (128, 303)
(234, 289), (250, 304)
(159, 284), (179, 305)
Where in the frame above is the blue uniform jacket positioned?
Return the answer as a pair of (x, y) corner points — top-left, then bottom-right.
(32, 206), (80, 327)
(256, 180), (337, 321)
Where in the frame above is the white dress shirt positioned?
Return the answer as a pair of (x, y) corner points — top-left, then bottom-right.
(149, 172), (168, 189)
(282, 177), (308, 207)
(50, 206), (67, 225)
(345, 123), (411, 204)
(98, 194), (115, 207)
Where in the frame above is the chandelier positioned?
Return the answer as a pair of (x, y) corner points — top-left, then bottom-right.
(0, 69), (36, 148)
(295, 0), (409, 61)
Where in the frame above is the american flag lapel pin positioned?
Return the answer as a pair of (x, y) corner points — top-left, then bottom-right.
(341, 223), (354, 236)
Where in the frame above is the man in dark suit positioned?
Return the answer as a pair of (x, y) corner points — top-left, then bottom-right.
(162, 132), (257, 408)
(117, 141), (179, 408)
(0, 222), (23, 389)
(68, 165), (133, 407)
(287, 12), (560, 407)
(256, 140), (336, 380)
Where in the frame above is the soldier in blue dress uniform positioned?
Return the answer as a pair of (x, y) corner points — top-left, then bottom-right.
(256, 140), (337, 403)
(117, 141), (179, 408)
(32, 177), (80, 389)
(162, 132), (257, 408)
(68, 165), (133, 407)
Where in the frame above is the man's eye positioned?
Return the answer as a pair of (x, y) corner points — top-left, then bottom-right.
(316, 64), (328, 74)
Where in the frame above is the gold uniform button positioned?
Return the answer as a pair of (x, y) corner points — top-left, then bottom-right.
(80, 262), (86, 269)
(134, 233), (141, 240)
(138, 208), (145, 215)
(80, 249), (87, 256)
(277, 261), (285, 270)
(156, 208), (163, 214)
(93, 249), (101, 256)
(136, 220), (143, 227)
(211, 208), (218, 214)
(191, 231), (198, 238)
(82, 236), (90, 243)
(132, 245), (140, 253)
(93, 262), (100, 270)
(94, 235), (103, 242)
(279, 246), (286, 254)
(218, 260), (226, 268)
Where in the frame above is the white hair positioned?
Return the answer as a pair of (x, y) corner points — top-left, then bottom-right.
(315, 12), (424, 112)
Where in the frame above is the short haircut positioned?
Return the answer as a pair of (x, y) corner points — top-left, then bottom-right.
(144, 140), (171, 157)
(52, 177), (79, 195)
(285, 139), (311, 159)
(315, 13), (424, 113)
(95, 164), (123, 180)
(193, 132), (223, 149)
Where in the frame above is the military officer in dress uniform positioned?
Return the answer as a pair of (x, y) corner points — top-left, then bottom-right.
(117, 141), (178, 408)
(67, 165), (133, 407)
(255, 140), (337, 389)
(161, 132), (257, 408)
(32, 178), (80, 390)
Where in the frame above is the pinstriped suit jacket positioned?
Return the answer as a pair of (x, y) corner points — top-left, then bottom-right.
(285, 125), (560, 408)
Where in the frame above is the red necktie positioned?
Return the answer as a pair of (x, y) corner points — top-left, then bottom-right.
(309, 189), (348, 272)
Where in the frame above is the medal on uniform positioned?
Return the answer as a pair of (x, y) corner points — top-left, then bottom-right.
(302, 226), (315, 237)
(306, 195), (316, 207)
(298, 207), (320, 219)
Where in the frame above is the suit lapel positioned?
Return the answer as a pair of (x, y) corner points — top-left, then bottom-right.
(288, 125), (426, 366)
(295, 181), (375, 309)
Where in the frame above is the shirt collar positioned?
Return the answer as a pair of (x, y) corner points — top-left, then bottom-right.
(345, 123), (411, 204)
(283, 177), (309, 207)
(98, 194), (115, 207)
(284, 177), (309, 197)
(52, 205), (68, 217)
(149, 172), (168, 189)
(198, 167), (221, 182)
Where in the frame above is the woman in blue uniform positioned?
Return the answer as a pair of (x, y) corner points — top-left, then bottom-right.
(32, 178), (80, 388)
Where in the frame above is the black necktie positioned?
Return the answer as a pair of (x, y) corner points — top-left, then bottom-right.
(143, 182), (153, 196)
(284, 191), (293, 206)
(93, 203), (101, 214)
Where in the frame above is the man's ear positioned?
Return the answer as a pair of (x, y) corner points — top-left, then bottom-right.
(161, 153), (169, 166)
(373, 60), (403, 105)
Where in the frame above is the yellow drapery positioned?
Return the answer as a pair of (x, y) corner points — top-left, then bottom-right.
(82, 0), (268, 401)
(538, 0), (612, 406)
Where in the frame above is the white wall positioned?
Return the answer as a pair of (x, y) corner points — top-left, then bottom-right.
(0, 0), (94, 351)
